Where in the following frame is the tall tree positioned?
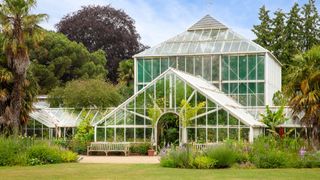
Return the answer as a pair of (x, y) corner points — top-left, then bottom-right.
(0, 0), (47, 135)
(30, 31), (107, 93)
(270, 10), (286, 62)
(56, 5), (144, 82)
(252, 5), (273, 51)
(285, 45), (320, 150)
(283, 3), (302, 66)
(301, 0), (320, 51)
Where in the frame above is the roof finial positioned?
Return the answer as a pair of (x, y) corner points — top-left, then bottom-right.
(206, 0), (213, 14)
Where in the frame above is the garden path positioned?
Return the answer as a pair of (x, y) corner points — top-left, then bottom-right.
(79, 156), (160, 164)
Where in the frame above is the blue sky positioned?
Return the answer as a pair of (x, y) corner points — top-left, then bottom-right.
(33, 0), (317, 46)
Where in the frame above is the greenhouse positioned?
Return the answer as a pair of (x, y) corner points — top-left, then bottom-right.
(93, 68), (266, 146)
(92, 15), (282, 145)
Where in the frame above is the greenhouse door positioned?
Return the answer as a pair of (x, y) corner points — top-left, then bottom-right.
(156, 113), (180, 149)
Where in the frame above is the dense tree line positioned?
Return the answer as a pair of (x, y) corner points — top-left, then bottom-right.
(252, 0), (320, 79)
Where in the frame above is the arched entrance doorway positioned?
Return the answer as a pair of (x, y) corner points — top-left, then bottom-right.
(156, 112), (180, 149)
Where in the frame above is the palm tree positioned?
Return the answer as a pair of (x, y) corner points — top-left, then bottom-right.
(179, 99), (205, 145)
(285, 45), (320, 150)
(117, 59), (134, 86)
(0, 0), (47, 135)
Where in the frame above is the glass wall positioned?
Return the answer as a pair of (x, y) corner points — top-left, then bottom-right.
(97, 72), (250, 143)
(136, 54), (265, 106)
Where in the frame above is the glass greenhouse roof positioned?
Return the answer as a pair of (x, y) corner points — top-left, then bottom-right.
(134, 15), (268, 57)
(29, 108), (113, 128)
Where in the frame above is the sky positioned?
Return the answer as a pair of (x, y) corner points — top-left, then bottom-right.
(33, 0), (317, 47)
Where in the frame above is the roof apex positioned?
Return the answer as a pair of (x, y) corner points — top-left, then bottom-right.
(188, 14), (227, 31)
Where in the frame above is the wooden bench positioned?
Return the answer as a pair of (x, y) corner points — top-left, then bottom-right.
(87, 142), (130, 156)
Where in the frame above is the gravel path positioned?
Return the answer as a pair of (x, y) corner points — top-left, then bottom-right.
(79, 156), (160, 164)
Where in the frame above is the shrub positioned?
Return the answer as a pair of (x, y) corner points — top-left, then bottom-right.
(61, 151), (78, 163)
(193, 155), (216, 169)
(205, 145), (237, 168)
(160, 148), (194, 168)
(0, 137), (32, 166)
(129, 143), (150, 155)
(26, 145), (63, 165)
(250, 149), (287, 168)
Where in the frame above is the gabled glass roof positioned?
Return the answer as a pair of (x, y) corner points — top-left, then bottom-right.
(134, 15), (268, 57)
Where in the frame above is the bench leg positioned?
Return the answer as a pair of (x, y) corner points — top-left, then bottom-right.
(87, 151), (90, 156)
(105, 151), (108, 156)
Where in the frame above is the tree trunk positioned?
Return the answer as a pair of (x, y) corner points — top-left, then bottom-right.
(181, 127), (187, 145)
(9, 72), (25, 136)
(312, 122), (320, 150)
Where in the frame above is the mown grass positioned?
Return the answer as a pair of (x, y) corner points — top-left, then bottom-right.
(0, 163), (320, 180)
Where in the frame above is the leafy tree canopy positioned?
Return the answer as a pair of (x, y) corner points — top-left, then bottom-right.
(48, 78), (122, 108)
(29, 31), (107, 93)
(56, 5), (145, 82)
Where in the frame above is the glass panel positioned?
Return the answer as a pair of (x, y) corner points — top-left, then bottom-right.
(222, 56), (229, 80)
(177, 56), (185, 71)
(218, 128), (227, 141)
(169, 57), (177, 68)
(212, 55), (219, 81)
(194, 56), (202, 77)
(144, 59), (152, 82)
(138, 59), (143, 82)
(240, 128), (249, 141)
(207, 111), (217, 125)
(229, 128), (238, 141)
(248, 55), (256, 80)
(186, 56), (194, 74)
(116, 128), (124, 142)
(96, 128), (105, 141)
(197, 116), (206, 126)
(257, 55), (264, 80)
(229, 56), (238, 80)
(218, 109), (228, 125)
(175, 79), (185, 107)
(230, 41), (240, 52)
(136, 116), (144, 125)
(223, 42), (231, 52)
(208, 128), (217, 143)
(203, 56), (211, 81)
(229, 115), (238, 126)
(187, 128), (196, 142)
(106, 128), (114, 142)
(161, 57), (169, 73)
(153, 58), (160, 79)
(146, 128), (152, 142)
(239, 56), (247, 80)
(126, 128), (134, 142)
(136, 128), (144, 142)
(197, 128), (206, 143)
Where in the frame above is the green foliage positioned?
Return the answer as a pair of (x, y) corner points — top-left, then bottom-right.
(0, 137), (32, 166)
(205, 145), (237, 168)
(285, 45), (320, 149)
(48, 79), (122, 108)
(193, 155), (216, 169)
(129, 143), (150, 155)
(272, 91), (288, 106)
(117, 59), (134, 86)
(160, 148), (193, 168)
(0, 137), (77, 166)
(260, 105), (289, 137)
(253, 1), (320, 79)
(30, 31), (107, 93)
(26, 145), (63, 165)
(179, 100), (206, 128)
(71, 111), (94, 154)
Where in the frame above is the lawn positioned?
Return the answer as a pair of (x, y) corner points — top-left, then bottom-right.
(0, 163), (320, 180)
